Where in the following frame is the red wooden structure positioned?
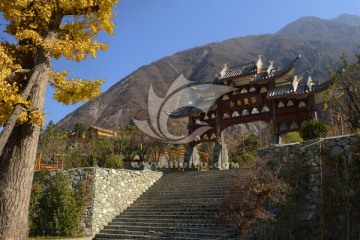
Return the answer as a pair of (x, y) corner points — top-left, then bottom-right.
(34, 152), (64, 171)
(171, 55), (332, 166)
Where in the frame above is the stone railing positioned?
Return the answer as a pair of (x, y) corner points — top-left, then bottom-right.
(64, 168), (163, 236)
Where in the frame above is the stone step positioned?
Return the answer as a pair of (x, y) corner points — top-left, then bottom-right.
(145, 184), (228, 189)
(123, 209), (218, 214)
(107, 221), (223, 228)
(144, 189), (227, 194)
(93, 170), (239, 239)
(135, 196), (224, 201)
(94, 232), (236, 240)
(129, 205), (222, 211)
(149, 181), (227, 184)
(116, 212), (214, 219)
(128, 203), (222, 208)
(124, 208), (216, 213)
(154, 180), (230, 185)
(159, 176), (230, 180)
(160, 175), (229, 178)
(131, 201), (223, 208)
(119, 206), (217, 212)
(117, 212), (216, 217)
(131, 202), (223, 207)
(153, 175), (229, 179)
(110, 217), (215, 224)
(132, 200), (224, 206)
(114, 213), (215, 220)
(102, 225), (232, 234)
(156, 176), (231, 180)
(95, 238), (232, 240)
(157, 178), (227, 182)
(143, 188), (226, 193)
(93, 232), (170, 239)
(147, 187), (227, 191)
(149, 181), (229, 185)
(95, 229), (235, 239)
(152, 178), (229, 182)
(139, 192), (223, 200)
(140, 194), (225, 198)
(146, 187), (227, 192)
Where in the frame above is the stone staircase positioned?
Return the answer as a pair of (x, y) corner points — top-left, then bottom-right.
(93, 170), (239, 239)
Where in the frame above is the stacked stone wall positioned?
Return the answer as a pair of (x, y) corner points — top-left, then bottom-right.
(259, 134), (359, 239)
(65, 168), (163, 236)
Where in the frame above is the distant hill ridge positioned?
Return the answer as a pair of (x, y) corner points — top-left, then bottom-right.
(58, 14), (360, 133)
(330, 14), (360, 26)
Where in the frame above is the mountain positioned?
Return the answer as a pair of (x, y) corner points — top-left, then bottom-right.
(278, 14), (360, 59)
(330, 14), (360, 26)
(57, 14), (360, 133)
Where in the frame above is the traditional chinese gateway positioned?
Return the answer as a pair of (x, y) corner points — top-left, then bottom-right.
(171, 55), (332, 168)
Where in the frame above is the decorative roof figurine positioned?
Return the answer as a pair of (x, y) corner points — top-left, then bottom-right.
(219, 63), (229, 78)
(267, 60), (275, 74)
(256, 54), (264, 74)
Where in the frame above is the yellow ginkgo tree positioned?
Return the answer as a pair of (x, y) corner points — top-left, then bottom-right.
(0, 0), (118, 239)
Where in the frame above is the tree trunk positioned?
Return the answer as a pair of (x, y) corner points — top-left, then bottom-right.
(239, 194), (268, 240)
(0, 48), (51, 240)
(240, 220), (253, 240)
(0, 70), (40, 155)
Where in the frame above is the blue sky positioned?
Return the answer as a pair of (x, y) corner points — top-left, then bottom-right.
(1, 0), (360, 125)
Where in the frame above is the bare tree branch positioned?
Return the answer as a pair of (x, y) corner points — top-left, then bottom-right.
(48, 80), (67, 92)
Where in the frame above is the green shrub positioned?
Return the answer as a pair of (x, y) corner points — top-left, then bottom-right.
(231, 154), (244, 164)
(241, 153), (256, 161)
(48, 173), (82, 236)
(229, 155), (245, 168)
(30, 170), (83, 237)
(229, 153), (256, 169)
(299, 120), (329, 140)
(244, 134), (260, 152)
(29, 170), (49, 235)
(283, 132), (304, 144)
(104, 153), (124, 169)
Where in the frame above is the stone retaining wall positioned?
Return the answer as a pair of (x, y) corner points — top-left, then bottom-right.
(258, 134), (359, 239)
(64, 168), (163, 236)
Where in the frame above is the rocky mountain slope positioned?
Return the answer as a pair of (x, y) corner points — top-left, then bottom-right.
(57, 14), (360, 133)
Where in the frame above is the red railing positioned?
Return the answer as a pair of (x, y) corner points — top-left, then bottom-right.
(34, 153), (64, 171)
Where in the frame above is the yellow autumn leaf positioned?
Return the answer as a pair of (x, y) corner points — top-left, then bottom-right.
(0, 0), (117, 126)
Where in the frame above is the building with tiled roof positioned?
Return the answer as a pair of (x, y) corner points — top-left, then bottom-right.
(173, 54), (332, 137)
(87, 125), (118, 138)
(172, 55), (330, 119)
(169, 55), (333, 168)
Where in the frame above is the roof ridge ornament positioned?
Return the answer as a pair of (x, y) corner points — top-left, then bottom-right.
(219, 63), (229, 78)
(307, 75), (313, 87)
(267, 60), (275, 74)
(256, 54), (264, 74)
(292, 75), (300, 92)
(306, 75), (313, 92)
